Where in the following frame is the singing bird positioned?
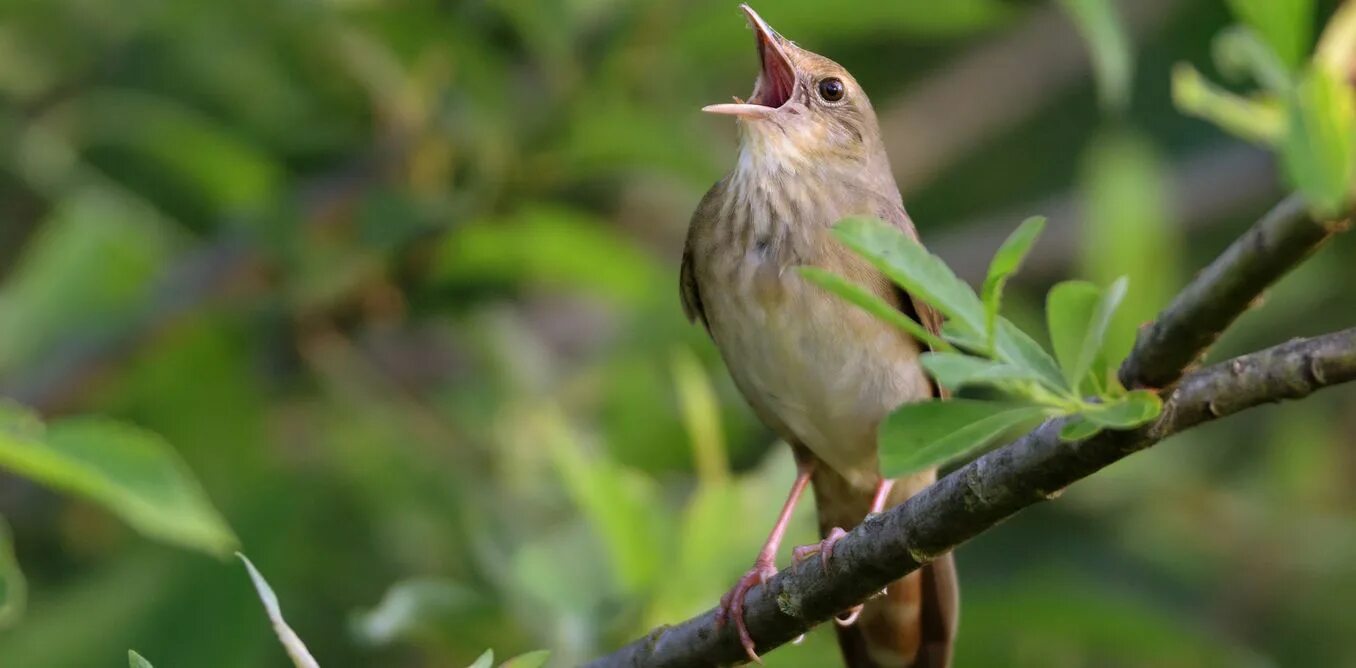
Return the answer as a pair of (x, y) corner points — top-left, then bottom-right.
(680, 5), (958, 667)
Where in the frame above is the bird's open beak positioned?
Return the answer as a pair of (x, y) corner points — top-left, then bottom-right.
(702, 4), (797, 119)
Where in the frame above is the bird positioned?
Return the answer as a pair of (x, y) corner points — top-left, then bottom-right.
(679, 5), (959, 667)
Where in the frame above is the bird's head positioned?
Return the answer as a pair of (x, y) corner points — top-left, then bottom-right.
(704, 5), (889, 180)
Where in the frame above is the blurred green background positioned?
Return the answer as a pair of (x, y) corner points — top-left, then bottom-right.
(2, 0), (1356, 666)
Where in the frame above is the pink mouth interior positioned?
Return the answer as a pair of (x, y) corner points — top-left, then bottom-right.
(751, 32), (794, 108)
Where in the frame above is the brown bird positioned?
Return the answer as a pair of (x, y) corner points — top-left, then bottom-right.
(680, 5), (958, 667)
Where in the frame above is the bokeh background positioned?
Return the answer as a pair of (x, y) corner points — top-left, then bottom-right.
(2, 0), (1356, 666)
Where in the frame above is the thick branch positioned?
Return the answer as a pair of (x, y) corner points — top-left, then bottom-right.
(588, 328), (1356, 668)
(1119, 194), (1345, 390)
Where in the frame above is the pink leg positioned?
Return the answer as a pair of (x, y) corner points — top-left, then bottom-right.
(868, 478), (895, 514)
(793, 478), (895, 627)
(717, 460), (814, 664)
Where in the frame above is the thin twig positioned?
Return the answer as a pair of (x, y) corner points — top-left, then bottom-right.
(1119, 194), (1346, 390)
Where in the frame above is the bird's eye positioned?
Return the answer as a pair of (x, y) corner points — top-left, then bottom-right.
(817, 77), (845, 103)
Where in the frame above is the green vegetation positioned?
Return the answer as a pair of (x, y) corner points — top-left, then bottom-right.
(0, 0), (1354, 666)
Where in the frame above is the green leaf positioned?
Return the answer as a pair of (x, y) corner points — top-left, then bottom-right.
(1081, 390), (1163, 428)
(0, 517), (23, 629)
(1045, 278), (1127, 391)
(1058, 416), (1104, 442)
(1058, 0), (1134, 111)
(880, 400), (1047, 477)
(238, 554), (320, 668)
(646, 481), (744, 624)
(671, 349), (731, 487)
(981, 216), (1045, 344)
(994, 319), (1068, 392)
(469, 650), (495, 668)
(541, 411), (667, 594)
(1047, 281), (1102, 389)
(0, 402), (236, 556)
(799, 267), (951, 352)
(1076, 277), (1128, 390)
(1171, 63), (1286, 144)
(501, 650), (551, 668)
(1213, 26), (1294, 92)
(511, 521), (614, 617)
(832, 216), (986, 339)
(1226, 0), (1315, 70)
(434, 205), (666, 307)
(1282, 66), (1356, 217)
(919, 352), (1053, 395)
(941, 320), (987, 352)
(0, 188), (175, 374)
(350, 578), (477, 647)
(1076, 131), (1181, 371)
(79, 89), (284, 211)
(128, 651), (154, 668)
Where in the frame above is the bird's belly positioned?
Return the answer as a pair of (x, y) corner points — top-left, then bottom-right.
(705, 259), (932, 489)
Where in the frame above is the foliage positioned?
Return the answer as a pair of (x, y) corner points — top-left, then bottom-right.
(1174, 0), (1356, 216)
(806, 216), (1161, 476)
(0, 1), (1354, 667)
(0, 402), (235, 557)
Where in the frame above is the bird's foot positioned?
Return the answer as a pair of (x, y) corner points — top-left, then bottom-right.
(716, 557), (778, 664)
(791, 527), (848, 572)
(792, 528), (864, 626)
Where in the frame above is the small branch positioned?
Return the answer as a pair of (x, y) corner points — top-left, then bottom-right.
(1119, 194), (1346, 390)
(586, 328), (1356, 668)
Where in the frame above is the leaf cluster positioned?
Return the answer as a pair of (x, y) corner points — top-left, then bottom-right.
(803, 217), (1161, 476)
(1174, 0), (1356, 217)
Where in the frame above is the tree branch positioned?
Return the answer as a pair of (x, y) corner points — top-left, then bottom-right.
(1119, 194), (1346, 390)
(587, 194), (1352, 667)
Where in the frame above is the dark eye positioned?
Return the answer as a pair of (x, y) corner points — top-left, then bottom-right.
(817, 77), (845, 102)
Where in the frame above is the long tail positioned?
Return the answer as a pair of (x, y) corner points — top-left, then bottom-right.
(811, 468), (960, 668)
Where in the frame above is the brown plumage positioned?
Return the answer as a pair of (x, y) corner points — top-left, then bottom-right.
(680, 5), (958, 667)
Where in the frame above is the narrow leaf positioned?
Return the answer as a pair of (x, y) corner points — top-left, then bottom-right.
(0, 517), (24, 629)
(541, 410), (666, 594)
(1081, 390), (1163, 429)
(880, 400), (1047, 477)
(942, 321), (987, 353)
(671, 349), (730, 487)
(1047, 281), (1102, 388)
(501, 650), (552, 668)
(469, 650), (495, 668)
(1076, 131), (1180, 376)
(1227, 0), (1315, 70)
(981, 216), (1046, 344)
(832, 216), (986, 339)
(239, 554), (321, 668)
(920, 352), (1052, 395)
(1059, 0), (1134, 111)
(799, 267), (951, 351)
(1072, 276), (1129, 390)
(1058, 416), (1104, 442)
(1171, 63), (1285, 145)
(129, 651), (154, 668)
(0, 402), (237, 556)
(1282, 65), (1356, 217)
(1213, 26), (1294, 92)
(351, 578), (476, 647)
(994, 319), (1068, 392)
